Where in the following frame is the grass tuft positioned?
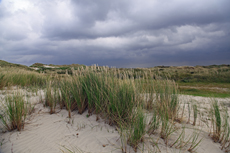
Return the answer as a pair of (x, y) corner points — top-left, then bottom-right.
(210, 100), (222, 142)
(0, 92), (29, 131)
(127, 107), (146, 152)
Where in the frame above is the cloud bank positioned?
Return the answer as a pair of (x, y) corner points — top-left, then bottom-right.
(0, 0), (229, 67)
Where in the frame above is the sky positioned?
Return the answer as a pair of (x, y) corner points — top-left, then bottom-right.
(0, 0), (229, 68)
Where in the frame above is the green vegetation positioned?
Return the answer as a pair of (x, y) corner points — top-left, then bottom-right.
(127, 108), (146, 152)
(3, 60), (229, 97)
(0, 67), (46, 89)
(192, 104), (198, 126)
(44, 79), (61, 114)
(70, 77), (87, 115)
(210, 100), (222, 142)
(1, 60), (230, 152)
(0, 92), (30, 131)
(29, 62), (85, 75)
(179, 83), (230, 98)
(220, 108), (230, 151)
(187, 130), (203, 152)
(207, 100), (230, 152)
(170, 127), (202, 152)
(0, 60), (30, 70)
(150, 65), (230, 98)
(147, 108), (160, 135)
(152, 65), (230, 83)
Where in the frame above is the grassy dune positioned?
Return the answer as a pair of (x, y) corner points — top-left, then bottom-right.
(0, 61), (230, 152)
(28, 62), (230, 98)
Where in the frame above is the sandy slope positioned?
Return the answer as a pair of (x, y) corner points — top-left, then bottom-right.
(1, 104), (121, 153)
(0, 90), (229, 153)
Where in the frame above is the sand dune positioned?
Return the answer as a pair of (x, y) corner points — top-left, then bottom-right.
(0, 90), (229, 153)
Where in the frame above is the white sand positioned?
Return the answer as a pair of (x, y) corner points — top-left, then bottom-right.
(1, 104), (121, 153)
(0, 90), (229, 153)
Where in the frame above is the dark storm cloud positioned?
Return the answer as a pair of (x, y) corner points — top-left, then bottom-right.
(0, 0), (230, 67)
(40, 0), (230, 40)
(40, 0), (133, 39)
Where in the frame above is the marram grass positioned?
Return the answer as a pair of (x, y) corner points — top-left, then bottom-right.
(0, 92), (29, 131)
(0, 67), (46, 89)
(127, 107), (146, 152)
(210, 99), (221, 142)
(0, 65), (210, 152)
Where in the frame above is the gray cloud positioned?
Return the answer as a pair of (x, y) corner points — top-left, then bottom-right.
(0, 0), (229, 67)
